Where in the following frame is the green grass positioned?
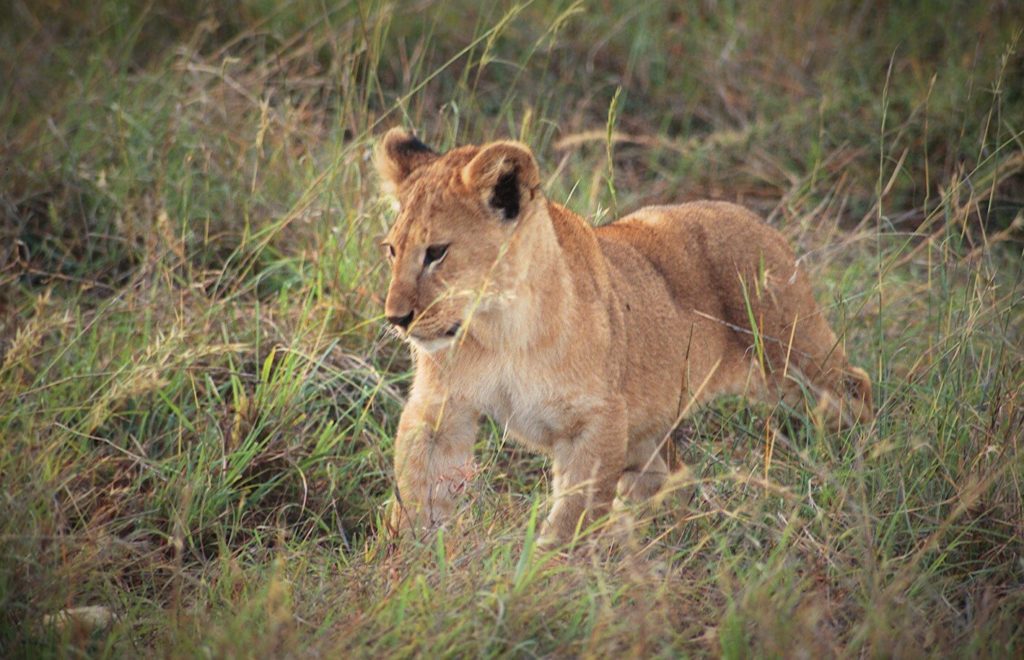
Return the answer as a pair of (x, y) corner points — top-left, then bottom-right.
(2, 0), (1023, 656)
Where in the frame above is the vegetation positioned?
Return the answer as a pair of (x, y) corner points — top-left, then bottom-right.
(2, 0), (1022, 656)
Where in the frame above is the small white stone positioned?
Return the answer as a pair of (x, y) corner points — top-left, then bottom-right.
(42, 606), (116, 632)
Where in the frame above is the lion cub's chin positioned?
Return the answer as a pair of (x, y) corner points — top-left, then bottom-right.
(408, 335), (456, 354)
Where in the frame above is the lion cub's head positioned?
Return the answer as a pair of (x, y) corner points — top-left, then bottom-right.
(375, 128), (544, 353)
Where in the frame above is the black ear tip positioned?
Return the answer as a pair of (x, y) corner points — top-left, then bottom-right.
(392, 135), (435, 157)
(490, 167), (520, 220)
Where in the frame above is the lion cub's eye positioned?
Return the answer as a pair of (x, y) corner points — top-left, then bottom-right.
(424, 243), (449, 267)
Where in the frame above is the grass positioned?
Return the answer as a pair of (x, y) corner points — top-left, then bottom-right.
(1, 0), (1022, 656)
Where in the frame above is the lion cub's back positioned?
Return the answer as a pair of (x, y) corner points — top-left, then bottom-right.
(597, 201), (799, 311)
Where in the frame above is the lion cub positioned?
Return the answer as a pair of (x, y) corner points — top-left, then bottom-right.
(376, 128), (872, 549)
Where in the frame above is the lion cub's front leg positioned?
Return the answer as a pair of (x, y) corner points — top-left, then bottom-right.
(389, 385), (479, 538)
(539, 403), (628, 550)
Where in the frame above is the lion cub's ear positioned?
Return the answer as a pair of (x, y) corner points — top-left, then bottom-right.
(461, 141), (541, 221)
(375, 128), (438, 191)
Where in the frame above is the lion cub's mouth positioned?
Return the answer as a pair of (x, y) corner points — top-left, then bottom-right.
(409, 322), (462, 354)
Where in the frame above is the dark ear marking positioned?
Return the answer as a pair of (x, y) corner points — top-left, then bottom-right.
(393, 136), (434, 158)
(490, 167), (520, 220)
(461, 141), (539, 219)
(376, 128), (438, 187)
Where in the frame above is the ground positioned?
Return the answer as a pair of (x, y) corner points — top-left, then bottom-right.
(1, 1), (1022, 656)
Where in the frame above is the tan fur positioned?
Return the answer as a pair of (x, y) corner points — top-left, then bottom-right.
(376, 128), (873, 548)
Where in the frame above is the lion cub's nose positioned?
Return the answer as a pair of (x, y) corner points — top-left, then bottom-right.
(387, 311), (414, 329)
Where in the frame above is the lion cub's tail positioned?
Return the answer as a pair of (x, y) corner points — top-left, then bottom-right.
(810, 364), (873, 430)
(843, 365), (874, 425)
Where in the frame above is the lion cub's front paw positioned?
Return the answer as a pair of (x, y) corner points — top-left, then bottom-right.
(535, 532), (567, 554)
(385, 499), (427, 541)
(384, 499), (408, 539)
(535, 514), (633, 556)
(386, 497), (457, 546)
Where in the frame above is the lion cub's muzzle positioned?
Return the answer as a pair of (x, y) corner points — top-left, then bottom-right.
(386, 308), (463, 353)
(406, 322), (462, 353)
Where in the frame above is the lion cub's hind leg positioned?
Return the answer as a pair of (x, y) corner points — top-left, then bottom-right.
(611, 437), (669, 545)
(759, 309), (874, 430)
(768, 362), (873, 430)
(616, 437), (669, 504)
(718, 236), (875, 430)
